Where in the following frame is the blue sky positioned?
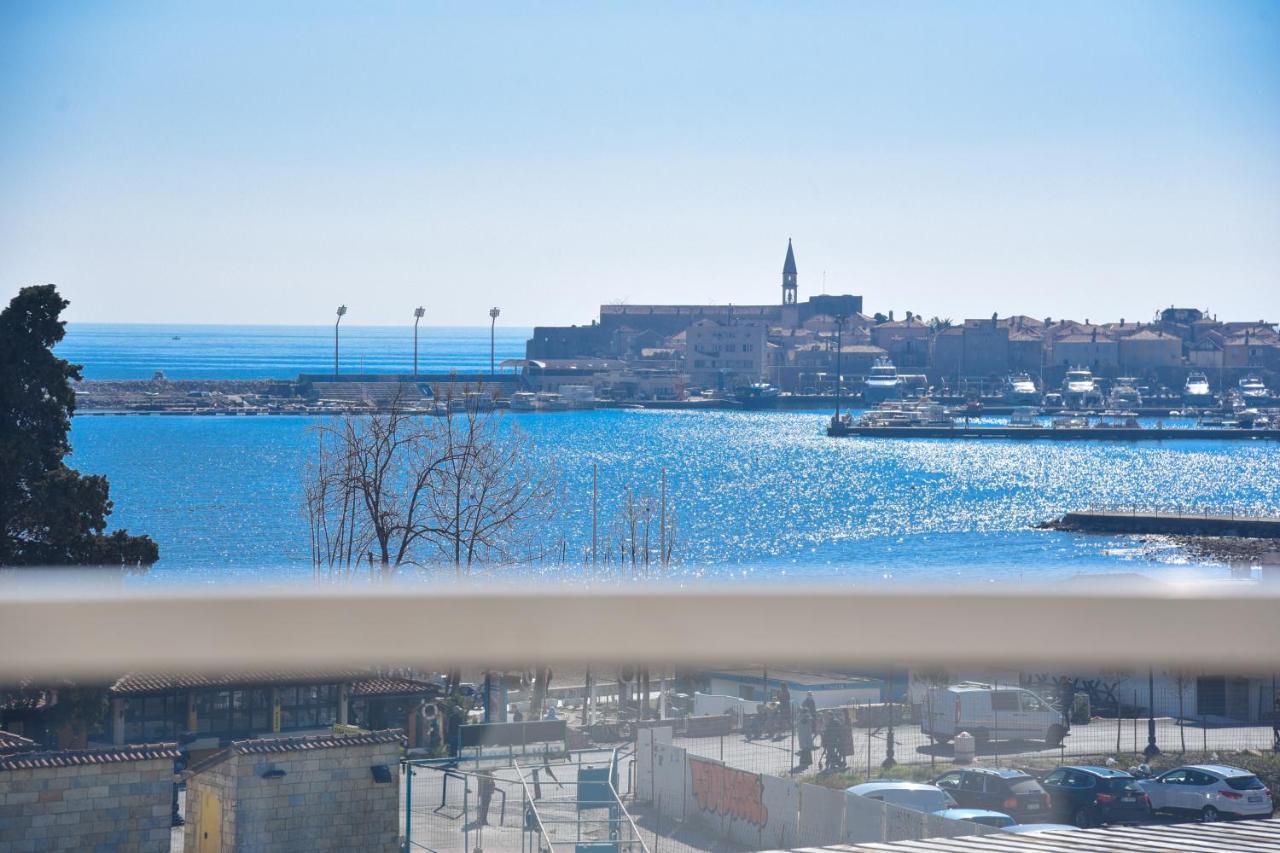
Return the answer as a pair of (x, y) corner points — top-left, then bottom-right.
(2, 1), (1278, 326)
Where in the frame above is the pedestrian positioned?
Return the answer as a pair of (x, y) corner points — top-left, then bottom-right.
(778, 683), (792, 721)
(513, 706), (524, 723)
(802, 692), (817, 718)
(822, 712), (846, 771)
(544, 704), (558, 721)
(477, 770), (496, 826)
(796, 707), (815, 771)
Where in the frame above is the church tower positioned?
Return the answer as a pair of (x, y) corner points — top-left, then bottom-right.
(782, 239), (798, 305)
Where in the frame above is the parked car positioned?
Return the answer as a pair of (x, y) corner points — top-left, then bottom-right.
(933, 767), (1052, 821)
(1138, 764), (1273, 822)
(845, 781), (956, 814)
(932, 808), (1015, 829)
(923, 682), (1068, 747)
(1040, 765), (1150, 827)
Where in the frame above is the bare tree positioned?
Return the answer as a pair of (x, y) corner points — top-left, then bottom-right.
(305, 389), (557, 579)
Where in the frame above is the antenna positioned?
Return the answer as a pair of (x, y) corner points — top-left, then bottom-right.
(823, 270), (827, 294)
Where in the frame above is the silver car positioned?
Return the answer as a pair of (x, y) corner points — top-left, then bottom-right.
(1138, 764), (1273, 822)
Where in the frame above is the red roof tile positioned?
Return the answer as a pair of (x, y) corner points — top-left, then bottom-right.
(110, 671), (368, 696)
(0, 743), (179, 772)
(185, 729), (405, 776)
(350, 677), (440, 698)
(0, 729), (36, 754)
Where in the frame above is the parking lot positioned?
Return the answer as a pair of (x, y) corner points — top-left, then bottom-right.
(672, 717), (1278, 779)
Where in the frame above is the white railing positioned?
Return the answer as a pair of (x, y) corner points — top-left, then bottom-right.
(1, 582), (1278, 677)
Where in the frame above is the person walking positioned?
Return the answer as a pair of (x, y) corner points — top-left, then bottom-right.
(795, 707), (815, 771)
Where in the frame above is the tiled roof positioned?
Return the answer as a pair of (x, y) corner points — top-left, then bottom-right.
(0, 729), (36, 753)
(233, 728), (404, 755)
(349, 677), (440, 698)
(185, 729), (405, 776)
(110, 671), (368, 696)
(0, 743), (179, 772)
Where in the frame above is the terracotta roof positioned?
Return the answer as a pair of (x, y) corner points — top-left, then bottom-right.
(111, 671), (369, 696)
(1123, 329), (1178, 341)
(0, 743), (179, 772)
(349, 677), (440, 698)
(0, 729), (36, 754)
(186, 729), (405, 776)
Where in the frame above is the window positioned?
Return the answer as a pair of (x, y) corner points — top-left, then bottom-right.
(123, 693), (179, 741)
(935, 772), (963, 790)
(1158, 769), (1188, 785)
(960, 773), (985, 792)
(991, 691), (1019, 712)
(280, 683), (339, 730)
(1020, 692), (1047, 712)
(1043, 769), (1066, 785)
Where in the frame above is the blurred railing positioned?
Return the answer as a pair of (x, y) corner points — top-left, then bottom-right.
(2, 583), (1280, 677)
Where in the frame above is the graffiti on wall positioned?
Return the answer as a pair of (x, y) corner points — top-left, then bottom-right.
(689, 758), (768, 827)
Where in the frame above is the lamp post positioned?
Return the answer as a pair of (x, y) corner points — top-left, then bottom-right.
(882, 668), (896, 768)
(334, 305), (347, 376)
(413, 306), (425, 376)
(1144, 667), (1161, 758)
(489, 307), (501, 375)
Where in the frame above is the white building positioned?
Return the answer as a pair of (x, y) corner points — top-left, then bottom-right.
(685, 320), (768, 390)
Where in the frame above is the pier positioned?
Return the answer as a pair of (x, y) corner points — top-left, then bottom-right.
(827, 423), (1280, 441)
(1048, 510), (1280, 538)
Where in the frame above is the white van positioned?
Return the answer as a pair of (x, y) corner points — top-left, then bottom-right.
(846, 782), (956, 814)
(923, 682), (1067, 747)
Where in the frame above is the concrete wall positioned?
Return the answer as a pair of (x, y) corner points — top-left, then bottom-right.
(0, 756), (173, 852)
(185, 739), (401, 852)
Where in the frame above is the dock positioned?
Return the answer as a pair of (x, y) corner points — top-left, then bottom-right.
(827, 423), (1280, 441)
(1049, 510), (1280, 538)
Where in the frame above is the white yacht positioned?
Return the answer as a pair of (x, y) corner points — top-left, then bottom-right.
(862, 357), (902, 404)
(1238, 375), (1269, 401)
(1183, 372), (1213, 405)
(1061, 367), (1102, 410)
(1001, 373), (1040, 405)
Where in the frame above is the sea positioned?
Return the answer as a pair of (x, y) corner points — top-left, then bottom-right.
(57, 324), (1280, 585)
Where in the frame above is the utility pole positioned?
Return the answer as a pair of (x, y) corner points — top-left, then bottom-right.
(334, 305), (347, 376)
(489, 307), (501, 375)
(413, 306), (425, 376)
(834, 314), (846, 424)
(660, 467), (667, 568)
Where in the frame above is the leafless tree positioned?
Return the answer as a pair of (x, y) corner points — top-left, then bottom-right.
(304, 389), (557, 580)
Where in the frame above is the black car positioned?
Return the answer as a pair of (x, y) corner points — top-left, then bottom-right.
(1040, 765), (1150, 828)
(933, 767), (1052, 821)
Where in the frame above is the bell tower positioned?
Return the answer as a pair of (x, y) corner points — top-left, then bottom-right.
(782, 239), (798, 305)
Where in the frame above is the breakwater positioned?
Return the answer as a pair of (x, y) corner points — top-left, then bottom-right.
(828, 423), (1280, 441)
(1047, 510), (1280, 538)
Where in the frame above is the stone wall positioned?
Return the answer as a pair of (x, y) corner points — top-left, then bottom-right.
(185, 731), (402, 852)
(0, 749), (175, 852)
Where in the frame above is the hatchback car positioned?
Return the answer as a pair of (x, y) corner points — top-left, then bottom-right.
(845, 781), (956, 814)
(1040, 765), (1150, 827)
(933, 767), (1052, 821)
(1139, 764), (1273, 822)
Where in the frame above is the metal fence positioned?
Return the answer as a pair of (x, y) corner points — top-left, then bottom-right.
(403, 748), (648, 853)
(669, 673), (1280, 784)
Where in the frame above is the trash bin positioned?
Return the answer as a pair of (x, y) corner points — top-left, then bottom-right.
(954, 731), (975, 764)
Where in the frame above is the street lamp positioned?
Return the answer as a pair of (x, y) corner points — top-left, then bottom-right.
(413, 306), (425, 376)
(882, 668), (896, 768)
(489, 307), (501, 375)
(1144, 667), (1161, 758)
(334, 305), (347, 376)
